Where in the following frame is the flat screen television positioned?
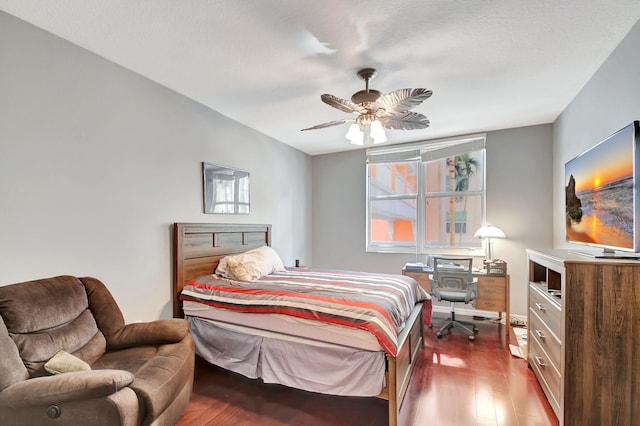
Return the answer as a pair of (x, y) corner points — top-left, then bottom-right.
(565, 121), (640, 258)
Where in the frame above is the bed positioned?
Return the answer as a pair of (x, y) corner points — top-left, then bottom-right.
(172, 223), (430, 426)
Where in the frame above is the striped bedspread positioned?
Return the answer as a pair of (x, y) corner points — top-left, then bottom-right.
(181, 268), (428, 356)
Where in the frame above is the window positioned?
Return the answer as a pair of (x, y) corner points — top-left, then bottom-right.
(366, 135), (486, 253)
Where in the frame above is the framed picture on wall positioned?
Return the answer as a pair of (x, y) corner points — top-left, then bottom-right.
(203, 162), (250, 214)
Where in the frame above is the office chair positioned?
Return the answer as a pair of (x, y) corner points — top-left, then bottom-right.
(429, 257), (479, 341)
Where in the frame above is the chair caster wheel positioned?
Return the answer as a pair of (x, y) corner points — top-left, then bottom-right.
(473, 328), (479, 334)
(468, 335), (476, 341)
(428, 324), (433, 329)
(436, 332), (443, 338)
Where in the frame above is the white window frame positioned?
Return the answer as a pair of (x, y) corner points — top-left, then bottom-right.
(366, 134), (486, 254)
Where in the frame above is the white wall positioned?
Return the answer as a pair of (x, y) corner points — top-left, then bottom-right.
(312, 124), (554, 316)
(554, 20), (640, 248)
(0, 12), (312, 322)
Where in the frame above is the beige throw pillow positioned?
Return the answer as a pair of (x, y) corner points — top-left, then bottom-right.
(45, 350), (91, 375)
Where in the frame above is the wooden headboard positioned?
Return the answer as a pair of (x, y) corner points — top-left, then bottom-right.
(172, 223), (271, 318)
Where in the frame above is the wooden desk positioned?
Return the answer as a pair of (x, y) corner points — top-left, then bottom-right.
(402, 268), (510, 340)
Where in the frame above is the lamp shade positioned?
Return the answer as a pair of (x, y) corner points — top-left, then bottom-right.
(474, 225), (507, 239)
(474, 225), (506, 263)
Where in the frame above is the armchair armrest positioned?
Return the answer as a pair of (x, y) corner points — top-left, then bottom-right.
(0, 369), (134, 408)
(107, 318), (190, 351)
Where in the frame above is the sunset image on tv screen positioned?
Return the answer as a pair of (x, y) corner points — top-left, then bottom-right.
(565, 125), (635, 249)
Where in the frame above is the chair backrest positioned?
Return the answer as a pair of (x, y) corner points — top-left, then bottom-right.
(0, 276), (108, 377)
(431, 257), (476, 303)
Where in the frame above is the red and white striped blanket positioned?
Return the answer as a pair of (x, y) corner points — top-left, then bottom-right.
(181, 268), (429, 356)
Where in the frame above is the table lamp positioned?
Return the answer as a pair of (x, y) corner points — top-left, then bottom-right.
(474, 225), (507, 263)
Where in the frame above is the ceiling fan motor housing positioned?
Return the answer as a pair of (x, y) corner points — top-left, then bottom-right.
(351, 89), (382, 104)
(352, 67), (381, 104)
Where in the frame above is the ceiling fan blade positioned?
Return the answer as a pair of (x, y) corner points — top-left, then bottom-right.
(376, 88), (432, 116)
(321, 94), (367, 114)
(301, 118), (354, 131)
(382, 111), (430, 130)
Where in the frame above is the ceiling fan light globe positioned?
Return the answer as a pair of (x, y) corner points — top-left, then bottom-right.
(345, 123), (364, 145)
(370, 119), (385, 136)
(370, 120), (387, 144)
(350, 133), (364, 146)
(345, 123), (360, 138)
(346, 123), (364, 145)
(373, 135), (387, 144)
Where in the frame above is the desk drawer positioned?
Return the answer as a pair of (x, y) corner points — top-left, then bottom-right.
(529, 284), (562, 335)
(529, 308), (561, 369)
(476, 277), (506, 311)
(403, 271), (430, 293)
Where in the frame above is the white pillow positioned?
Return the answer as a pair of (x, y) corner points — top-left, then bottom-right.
(223, 246), (285, 282)
(215, 257), (230, 277)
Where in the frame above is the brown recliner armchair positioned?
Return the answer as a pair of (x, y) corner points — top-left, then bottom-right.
(0, 275), (195, 426)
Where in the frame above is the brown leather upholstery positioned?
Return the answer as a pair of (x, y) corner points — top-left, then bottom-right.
(0, 275), (195, 426)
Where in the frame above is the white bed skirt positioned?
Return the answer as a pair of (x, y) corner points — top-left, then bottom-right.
(188, 316), (386, 397)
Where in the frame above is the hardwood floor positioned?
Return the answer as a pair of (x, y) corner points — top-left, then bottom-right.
(177, 313), (558, 426)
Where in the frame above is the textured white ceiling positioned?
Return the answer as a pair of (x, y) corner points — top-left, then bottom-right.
(1, 1), (639, 155)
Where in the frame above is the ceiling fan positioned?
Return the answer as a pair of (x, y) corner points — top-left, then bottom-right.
(301, 68), (432, 145)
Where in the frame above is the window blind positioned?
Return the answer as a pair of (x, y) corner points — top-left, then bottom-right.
(366, 134), (486, 164)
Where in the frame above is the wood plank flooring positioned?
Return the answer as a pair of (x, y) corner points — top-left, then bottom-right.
(177, 313), (558, 425)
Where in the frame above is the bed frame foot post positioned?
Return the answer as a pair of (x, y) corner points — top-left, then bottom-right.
(421, 302), (426, 347)
(387, 355), (398, 426)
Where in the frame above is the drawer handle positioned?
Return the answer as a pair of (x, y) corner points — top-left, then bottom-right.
(484, 302), (496, 307)
(535, 356), (547, 367)
(535, 302), (546, 311)
(535, 329), (546, 340)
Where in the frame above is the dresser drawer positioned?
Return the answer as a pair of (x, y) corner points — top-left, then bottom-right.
(476, 276), (506, 311)
(529, 284), (562, 335)
(529, 308), (561, 369)
(528, 339), (561, 416)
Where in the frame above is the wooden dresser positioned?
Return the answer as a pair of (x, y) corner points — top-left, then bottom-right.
(526, 249), (640, 425)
